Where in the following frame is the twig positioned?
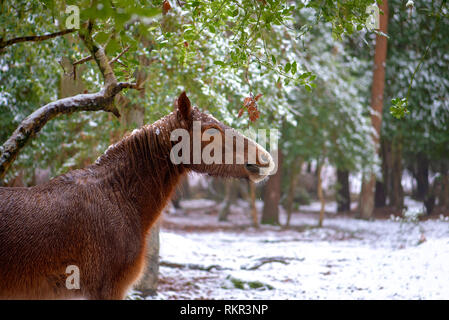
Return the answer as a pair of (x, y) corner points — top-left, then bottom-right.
(109, 46), (131, 64)
(241, 256), (303, 270)
(160, 261), (228, 271)
(199, 0), (230, 34)
(71, 46), (130, 79)
(73, 45), (131, 67)
(73, 55), (94, 66)
(241, 258), (290, 270)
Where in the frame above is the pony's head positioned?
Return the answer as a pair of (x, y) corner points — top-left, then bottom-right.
(170, 92), (275, 183)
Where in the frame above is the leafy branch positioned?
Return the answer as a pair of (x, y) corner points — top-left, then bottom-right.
(390, 0), (446, 119)
(0, 24), (141, 180)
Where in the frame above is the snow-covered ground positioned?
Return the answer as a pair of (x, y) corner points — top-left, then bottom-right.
(136, 200), (449, 300)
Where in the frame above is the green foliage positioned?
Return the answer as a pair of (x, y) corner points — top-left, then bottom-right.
(0, 0), (378, 183)
(383, 0), (449, 164)
(281, 8), (375, 175)
(390, 97), (409, 119)
(302, 0), (375, 39)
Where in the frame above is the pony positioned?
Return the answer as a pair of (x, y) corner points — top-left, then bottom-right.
(0, 92), (274, 299)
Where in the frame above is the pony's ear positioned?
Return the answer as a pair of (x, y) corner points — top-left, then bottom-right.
(177, 91), (192, 120)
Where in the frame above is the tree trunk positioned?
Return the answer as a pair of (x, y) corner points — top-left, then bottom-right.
(440, 172), (449, 209)
(360, 175), (376, 219)
(286, 158), (303, 226)
(375, 139), (389, 207)
(219, 180), (237, 221)
(261, 150), (283, 225)
(249, 181), (259, 228)
(317, 162), (325, 227)
(359, 0), (389, 219)
(374, 180), (386, 208)
(436, 163), (449, 209)
(336, 169), (350, 212)
(415, 152), (429, 201)
(389, 139), (404, 209)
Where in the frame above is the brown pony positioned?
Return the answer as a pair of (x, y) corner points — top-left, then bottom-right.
(0, 92), (274, 299)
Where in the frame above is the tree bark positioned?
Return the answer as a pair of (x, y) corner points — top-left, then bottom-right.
(374, 180), (386, 208)
(336, 169), (350, 212)
(360, 175), (376, 219)
(286, 158), (303, 226)
(218, 180), (237, 221)
(261, 150), (283, 225)
(249, 181), (259, 228)
(440, 173), (449, 209)
(439, 163), (449, 209)
(375, 139), (389, 207)
(317, 162), (325, 227)
(389, 139), (404, 208)
(359, 0), (389, 219)
(415, 152), (429, 201)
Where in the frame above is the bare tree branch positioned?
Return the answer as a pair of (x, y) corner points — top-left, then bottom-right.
(0, 29), (76, 50)
(0, 25), (142, 180)
(73, 55), (94, 66)
(73, 46), (131, 68)
(0, 81), (138, 180)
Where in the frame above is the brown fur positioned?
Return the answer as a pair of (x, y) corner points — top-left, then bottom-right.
(0, 92), (271, 299)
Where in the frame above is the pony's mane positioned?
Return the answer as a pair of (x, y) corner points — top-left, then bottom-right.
(94, 111), (179, 170)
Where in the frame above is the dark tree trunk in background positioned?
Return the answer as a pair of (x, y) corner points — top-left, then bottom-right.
(262, 151), (283, 225)
(317, 162), (325, 227)
(219, 180), (237, 221)
(375, 181), (386, 207)
(389, 140), (404, 208)
(440, 174), (449, 209)
(249, 181), (259, 228)
(375, 139), (389, 207)
(416, 152), (429, 201)
(439, 163), (449, 209)
(337, 169), (350, 212)
(359, 0), (389, 219)
(286, 158), (303, 226)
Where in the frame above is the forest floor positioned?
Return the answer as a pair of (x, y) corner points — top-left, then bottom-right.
(131, 198), (449, 300)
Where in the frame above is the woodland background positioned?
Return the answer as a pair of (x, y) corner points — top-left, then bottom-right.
(1, 0), (448, 299)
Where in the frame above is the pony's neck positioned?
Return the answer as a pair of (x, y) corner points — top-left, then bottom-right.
(95, 111), (187, 230)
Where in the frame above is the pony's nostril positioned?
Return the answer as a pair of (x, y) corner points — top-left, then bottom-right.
(245, 163), (260, 174)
